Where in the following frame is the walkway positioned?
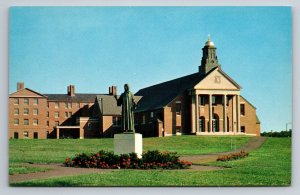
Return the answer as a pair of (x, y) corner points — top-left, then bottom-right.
(9, 136), (267, 184)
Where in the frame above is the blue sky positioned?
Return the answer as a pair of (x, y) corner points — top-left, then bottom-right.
(9, 6), (292, 132)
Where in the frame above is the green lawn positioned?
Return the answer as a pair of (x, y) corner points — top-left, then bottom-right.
(9, 136), (250, 164)
(10, 137), (291, 186)
(9, 163), (51, 175)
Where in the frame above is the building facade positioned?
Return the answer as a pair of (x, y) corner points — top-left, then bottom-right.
(134, 37), (260, 136)
(9, 37), (261, 139)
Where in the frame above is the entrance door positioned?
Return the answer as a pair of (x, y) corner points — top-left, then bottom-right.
(14, 132), (19, 139)
(34, 132), (38, 139)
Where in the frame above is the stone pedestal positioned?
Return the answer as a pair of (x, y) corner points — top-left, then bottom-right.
(114, 133), (143, 158)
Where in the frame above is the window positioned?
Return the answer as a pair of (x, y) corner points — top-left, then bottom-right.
(24, 119), (29, 125)
(14, 108), (19, 115)
(69, 112), (72, 117)
(24, 98), (29, 105)
(112, 116), (121, 126)
(47, 112), (49, 117)
(55, 102), (59, 108)
(24, 108), (29, 115)
(33, 108), (38, 115)
(23, 131), (29, 138)
(240, 104), (245, 116)
(175, 102), (181, 115)
(77, 103), (80, 108)
(47, 102), (49, 108)
(212, 96), (216, 105)
(33, 119), (38, 126)
(55, 112), (59, 118)
(47, 121), (49, 127)
(65, 112), (68, 118)
(14, 98), (19, 105)
(14, 118), (19, 126)
(199, 96), (205, 106)
(241, 126), (245, 133)
(68, 102), (72, 109)
(55, 121), (59, 126)
(150, 112), (154, 118)
(33, 98), (38, 105)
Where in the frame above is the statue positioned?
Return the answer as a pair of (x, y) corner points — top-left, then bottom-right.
(116, 84), (136, 132)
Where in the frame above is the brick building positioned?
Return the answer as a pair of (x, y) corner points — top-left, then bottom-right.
(9, 37), (260, 139)
(134, 37), (261, 137)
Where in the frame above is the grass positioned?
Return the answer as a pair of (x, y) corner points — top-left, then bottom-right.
(9, 163), (51, 175)
(10, 137), (291, 186)
(9, 136), (250, 164)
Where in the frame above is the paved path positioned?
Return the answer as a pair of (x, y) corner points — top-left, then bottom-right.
(9, 136), (267, 184)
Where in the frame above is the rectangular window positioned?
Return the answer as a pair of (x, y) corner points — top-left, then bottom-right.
(23, 131), (29, 138)
(24, 119), (29, 125)
(199, 96), (205, 106)
(47, 112), (49, 117)
(212, 96), (216, 105)
(150, 112), (154, 118)
(33, 98), (38, 105)
(113, 116), (121, 126)
(175, 102), (181, 115)
(33, 119), (38, 126)
(65, 112), (68, 118)
(55, 102), (59, 108)
(55, 121), (59, 126)
(14, 108), (19, 115)
(55, 112), (59, 118)
(24, 108), (29, 115)
(65, 102), (72, 109)
(47, 102), (49, 108)
(33, 108), (38, 115)
(240, 104), (245, 116)
(14, 118), (19, 125)
(69, 112), (72, 117)
(68, 102), (72, 109)
(24, 98), (29, 105)
(241, 126), (245, 133)
(14, 98), (19, 105)
(47, 121), (49, 127)
(14, 132), (19, 139)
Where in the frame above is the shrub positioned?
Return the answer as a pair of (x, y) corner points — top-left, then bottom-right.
(217, 150), (249, 162)
(64, 150), (191, 170)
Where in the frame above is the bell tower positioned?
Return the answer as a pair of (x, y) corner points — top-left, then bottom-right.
(199, 35), (221, 74)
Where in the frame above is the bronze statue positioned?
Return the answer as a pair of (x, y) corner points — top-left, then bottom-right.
(116, 84), (136, 132)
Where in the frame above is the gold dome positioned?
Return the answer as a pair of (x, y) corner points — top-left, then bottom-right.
(205, 34), (215, 47)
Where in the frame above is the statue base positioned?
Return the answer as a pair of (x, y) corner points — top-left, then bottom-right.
(114, 132), (143, 158)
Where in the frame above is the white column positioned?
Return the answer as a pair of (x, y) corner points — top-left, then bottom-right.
(195, 94), (199, 132)
(237, 95), (241, 133)
(223, 94), (227, 133)
(209, 94), (212, 133)
(232, 95), (236, 133)
(191, 94), (196, 133)
(56, 127), (59, 139)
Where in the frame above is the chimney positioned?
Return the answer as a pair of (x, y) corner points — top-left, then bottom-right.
(109, 86), (117, 96)
(68, 85), (75, 96)
(17, 82), (24, 90)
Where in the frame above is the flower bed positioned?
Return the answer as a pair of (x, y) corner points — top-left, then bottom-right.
(64, 150), (192, 169)
(217, 150), (249, 162)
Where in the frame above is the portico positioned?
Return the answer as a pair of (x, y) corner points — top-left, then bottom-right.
(191, 90), (241, 135)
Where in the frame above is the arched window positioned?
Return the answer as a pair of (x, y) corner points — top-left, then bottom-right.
(199, 116), (205, 132)
(212, 114), (219, 132)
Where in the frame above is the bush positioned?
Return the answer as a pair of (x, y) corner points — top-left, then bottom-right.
(217, 150), (249, 162)
(65, 150), (192, 169)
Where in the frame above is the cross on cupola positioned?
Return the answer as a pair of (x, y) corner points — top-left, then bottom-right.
(199, 35), (221, 74)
